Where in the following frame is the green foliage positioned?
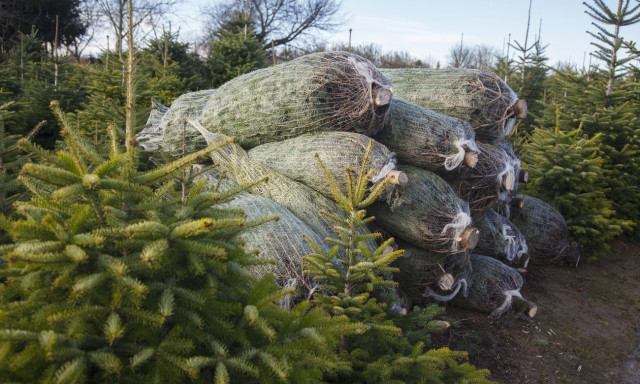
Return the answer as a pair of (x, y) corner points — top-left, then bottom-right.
(521, 106), (633, 256)
(0, 104), (344, 383)
(520, 0), (640, 255)
(304, 143), (493, 383)
(207, 12), (267, 87)
(0, 102), (41, 238)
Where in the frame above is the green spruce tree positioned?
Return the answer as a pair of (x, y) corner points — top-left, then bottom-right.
(304, 143), (493, 383)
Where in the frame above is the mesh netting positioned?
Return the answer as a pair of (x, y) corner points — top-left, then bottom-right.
(392, 240), (471, 305)
(453, 254), (524, 319)
(374, 97), (478, 172)
(190, 120), (378, 250)
(197, 170), (328, 295)
(509, 194), (578, 265)
(155, 51), (392, 157)
(247, 132), (397, 199)
(446, 142), (511, 222)
(381, 68), (518, 143)
(369, 164), (472, 253)
(138, 98), (171, 151)
(475, 209), (529, 268)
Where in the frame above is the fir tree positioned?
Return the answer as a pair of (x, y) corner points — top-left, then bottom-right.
(304, 142), (493, 383)
(207, 11), (267, 88)
(521, 106), (633, 255)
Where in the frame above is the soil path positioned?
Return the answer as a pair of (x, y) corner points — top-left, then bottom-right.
(432, 240), (640, 384)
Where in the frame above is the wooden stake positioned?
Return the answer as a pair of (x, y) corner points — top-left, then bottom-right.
(458, 227), (479, 250)
(54, 15), (59, 88)
(373, 85), (392, 107)
(464, 150), (478, 168)
(271, 39), (275, 66)
(512, 296), (538, 318)
(387, 170), (408, 185)
(512, 99), (528, 119)
(519, 169), (529, 183)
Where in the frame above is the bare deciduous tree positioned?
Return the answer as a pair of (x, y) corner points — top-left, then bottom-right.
(96, 0), (179, 57)
(205, 0), (342, 50)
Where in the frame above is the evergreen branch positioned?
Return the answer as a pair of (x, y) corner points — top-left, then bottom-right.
(19, 163), (82, 186)
(136, 138), (235, 185)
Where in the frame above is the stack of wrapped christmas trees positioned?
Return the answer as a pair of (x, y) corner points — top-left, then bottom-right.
(138, 51), (579, 319)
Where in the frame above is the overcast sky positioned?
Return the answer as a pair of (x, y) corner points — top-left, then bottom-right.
(161, 0), (640, 68)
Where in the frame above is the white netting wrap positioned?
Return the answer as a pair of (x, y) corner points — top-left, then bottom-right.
(157, 51), (392, 157)
(375, 97), (477, 172)
(444, 138), (480, 171)
(246, 132), (397, 199)
(381, 68), (519, 143)
(453, 254), (526, 319)
(371, 158), (397, 183)
(474, 209), (529, 267)
(425, 279), (468, 302)
(440, 208), (472, 252)
(370, 164), (472, 253)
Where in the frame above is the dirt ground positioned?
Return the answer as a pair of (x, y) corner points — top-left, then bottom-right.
(431, 240), (640, 384)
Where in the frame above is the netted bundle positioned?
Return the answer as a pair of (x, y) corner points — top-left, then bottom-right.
(509, 194), (580, 266)
(247, 132), (400, 199)
(475, 209), (529, 268)
(137, 99), (170, 151)
(381, 68), (524, 143)
(446, 142), (513, 222)
(369, 164), (477, 253)
(160, 51), (392, 157)
(138, 90), (215, 152)
(454, 254), (536, 319)
(190, 120), (378, 250)
(392, 240), (471, 305)
(374, 97), (478, 172)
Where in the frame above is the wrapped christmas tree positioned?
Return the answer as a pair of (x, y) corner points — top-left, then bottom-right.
(369, 164), (478, 253)
(509, 194), (580, 266)
(446, 142), (514, 221)
(381, 68), (526, 143)
(474, 209), (529, 268)
(453, 254), (537, 319)
(156, 51), (393, 156)
(198, 170), (329, 298)
(374, 97), (478, 172)
(247, 131), (405, 199)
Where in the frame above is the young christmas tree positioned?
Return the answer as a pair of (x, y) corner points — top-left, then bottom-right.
(0, 5), (343, 381)
(304, 142), (492, 383)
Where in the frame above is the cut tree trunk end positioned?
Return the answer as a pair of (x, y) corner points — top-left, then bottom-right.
(427, 320), (452, 334)
(519, 169), (529, 183)
(464, 150), (479, 168)
(458, 227), (480, 250)
(438, 273), (455, 291)
(512, 99), (528, 119)
(510, 197), (525, 209)
(387, 170), (409, 185)
(502, 171), (515, 191)
(512, 296), (538, 318)
(373, 85), (393, 107)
